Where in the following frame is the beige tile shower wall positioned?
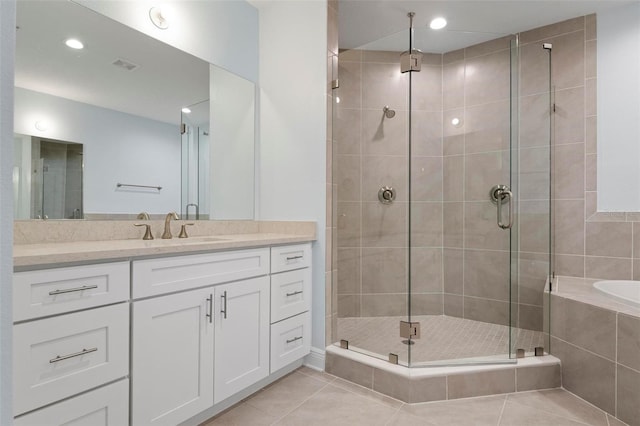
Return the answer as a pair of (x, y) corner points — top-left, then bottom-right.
(442, 37), (530, 328)
(335, 49), (445, 319)
(326, 0), (338, 346)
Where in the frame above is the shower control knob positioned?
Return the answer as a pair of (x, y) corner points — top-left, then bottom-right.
(378, 186), (396, 204)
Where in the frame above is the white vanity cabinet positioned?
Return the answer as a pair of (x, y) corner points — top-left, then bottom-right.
(269, 244), (312, 374)
(131, 287), (215, 426)
(13, 262), (130, 422)
(213, 276), (270, 404)
(131, 247), (272, 425)
(14, 379), (129, 426)
(14, 241), (313, 426)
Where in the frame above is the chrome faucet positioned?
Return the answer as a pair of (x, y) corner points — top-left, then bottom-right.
(136, 211), (150, 220)
(162, 212), (179, 239)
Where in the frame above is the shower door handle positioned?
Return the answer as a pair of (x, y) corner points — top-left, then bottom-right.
(496, 188), (513, 230)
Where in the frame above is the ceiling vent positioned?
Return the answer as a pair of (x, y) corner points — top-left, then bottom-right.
(112, 58), (139, 71)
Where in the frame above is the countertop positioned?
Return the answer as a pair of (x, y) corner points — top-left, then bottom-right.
(549, 276), (640, 318)
(13, 232), (315, 269)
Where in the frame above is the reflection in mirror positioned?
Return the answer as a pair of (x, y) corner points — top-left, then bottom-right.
(14, 0), (256, 220)
(181, 100), (210, 220)
(209, 65), (255, 220)
(14, 135), (83, 220)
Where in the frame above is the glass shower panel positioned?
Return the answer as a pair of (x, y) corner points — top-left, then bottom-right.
(408, 30), (518, 367)
(181, 100), (210, 220)
(516, 41), (553, 355)
(333, 28), (411, 365)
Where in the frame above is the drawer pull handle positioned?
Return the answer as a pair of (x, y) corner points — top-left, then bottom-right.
(221, 291), (228, 319)
(286, 255), (303, 261)
(49, 347), (97, 363)
(286, 336), (303, 344)
(286, 290), (303, 297)
(206, 294), (213, 323)
(49, 285), (98, 296)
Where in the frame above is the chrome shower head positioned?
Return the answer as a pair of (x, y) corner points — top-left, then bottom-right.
(383, 105), (396, 118)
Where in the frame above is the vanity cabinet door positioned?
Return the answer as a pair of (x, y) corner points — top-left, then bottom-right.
(214, 276), (270, 404)
(132, 287), (214, 426)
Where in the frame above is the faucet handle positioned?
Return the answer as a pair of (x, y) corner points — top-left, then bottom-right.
(179, 223), (195, 239)
(134, 223), (154, 240)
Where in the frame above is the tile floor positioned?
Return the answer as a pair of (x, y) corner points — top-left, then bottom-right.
(203, 367), (626, 426)
(338, 315), (546, 364)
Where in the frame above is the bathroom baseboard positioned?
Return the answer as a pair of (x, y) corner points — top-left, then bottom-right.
(303, 346), (326, 371)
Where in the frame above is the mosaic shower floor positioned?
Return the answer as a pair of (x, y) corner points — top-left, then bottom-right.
(337, 315), (546, 365)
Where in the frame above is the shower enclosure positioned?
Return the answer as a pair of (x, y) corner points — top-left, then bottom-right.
(332, 15), (552, 367)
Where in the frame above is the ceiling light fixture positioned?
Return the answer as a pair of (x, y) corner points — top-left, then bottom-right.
(34, 120), (49, 131)
(149, 6), (171, 29)
(181, 107), (192, 114)
(65, 38), (84, 49)
(430, 17), (447, 30)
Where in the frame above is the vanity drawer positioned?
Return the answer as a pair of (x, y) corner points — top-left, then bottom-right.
(14, 303), (129, 416)
(132, 247), (270, 299)
(271, 243), (311, 273)
(14, 379), (129, 426)
(271, 268), (312, 323)
(13, 262), (130, 322)
(270, 312), (311, 373)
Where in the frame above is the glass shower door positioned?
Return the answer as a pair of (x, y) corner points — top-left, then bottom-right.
(407, 31), (520, 366)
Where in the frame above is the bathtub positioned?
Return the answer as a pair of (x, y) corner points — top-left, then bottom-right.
(593, 280), (640, 306)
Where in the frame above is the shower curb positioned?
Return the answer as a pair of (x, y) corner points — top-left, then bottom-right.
(325, 345), (561, 403)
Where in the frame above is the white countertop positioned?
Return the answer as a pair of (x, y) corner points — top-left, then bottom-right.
(14, 233), (315, 268)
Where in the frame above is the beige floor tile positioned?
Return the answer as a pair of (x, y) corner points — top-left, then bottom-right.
(401, 394), (507, 425)
(202, 402), (278, 426)
(245, 372), (327, 417)
(499, 400), (593, 426)
(607, 414), (629, 426)
(386, 410), (439, 426)
(331, 377), (404, 409)
(274, 384), (399, 426)
(296, 366), (336, 384)
(505, 389), (608, 426)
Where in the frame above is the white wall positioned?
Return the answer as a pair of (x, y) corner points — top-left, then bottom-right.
(0, 0), (15, 422)
(597, 2), (640, 211)
(254, 0), (328, 352)
(74, 0), (259, 83)
(15, 88), (180, 215)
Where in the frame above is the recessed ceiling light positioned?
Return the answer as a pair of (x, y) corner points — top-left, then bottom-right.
(430, 17), (447, 30)
(181, 107), (192, 114)
(65, 38), (84, 49)
(34, 120), (49, 131)
(149, 6), (171, 29)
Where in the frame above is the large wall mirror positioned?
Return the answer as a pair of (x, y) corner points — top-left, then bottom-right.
(14, 0), (257, 220)
(597, 2), (640, 212)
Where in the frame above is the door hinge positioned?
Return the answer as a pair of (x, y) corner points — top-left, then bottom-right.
(400, 321), (421, 339)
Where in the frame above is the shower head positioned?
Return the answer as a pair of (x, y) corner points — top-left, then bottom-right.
(383, 105), (396, 118)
